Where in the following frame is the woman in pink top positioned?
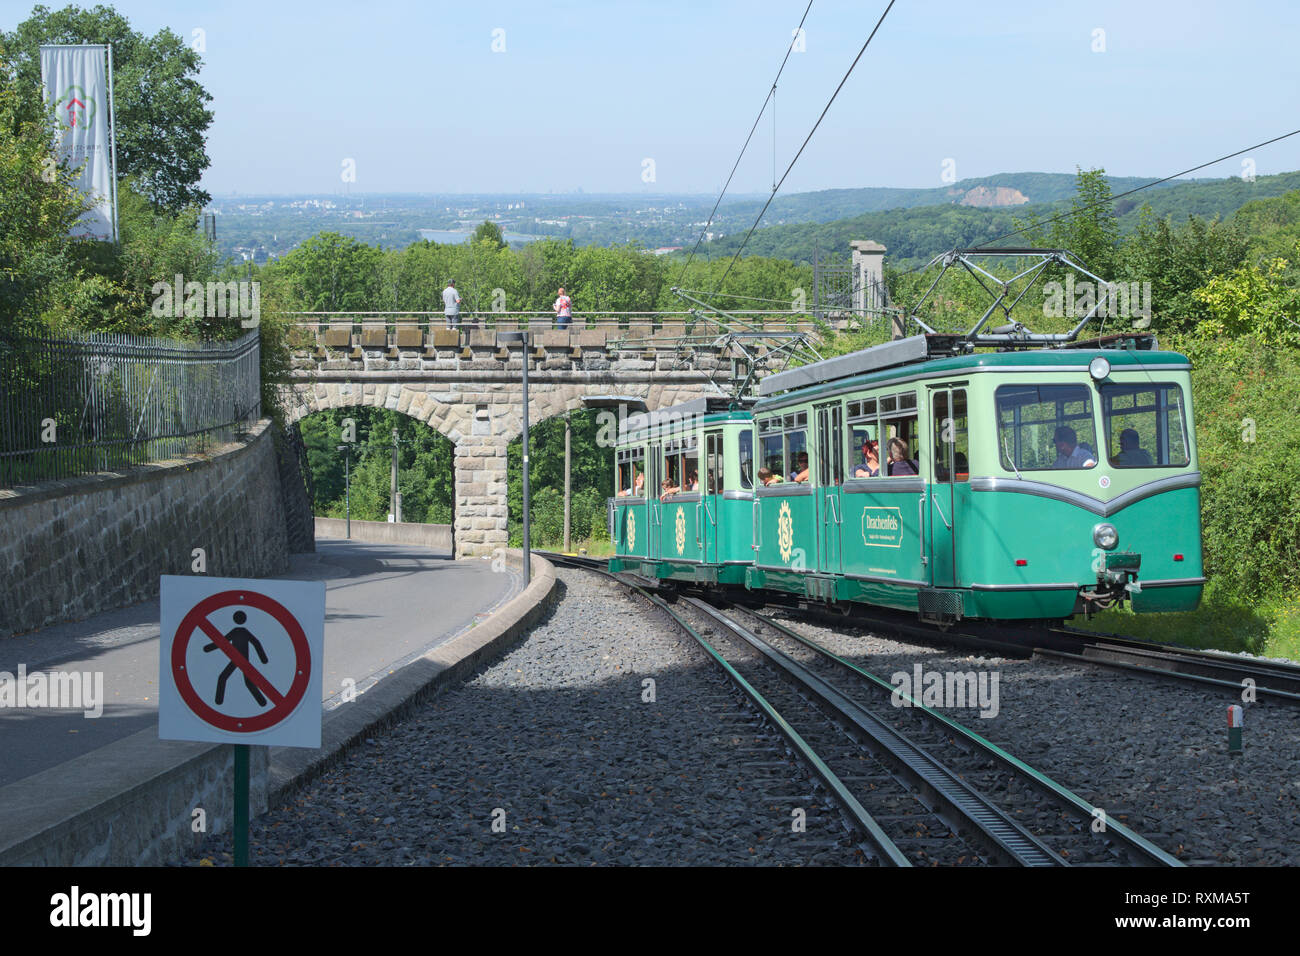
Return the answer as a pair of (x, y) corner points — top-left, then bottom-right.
(553, 287), (572, 330)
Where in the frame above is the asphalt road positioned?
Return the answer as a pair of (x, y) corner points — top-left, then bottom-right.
(0, 539), (520, 788)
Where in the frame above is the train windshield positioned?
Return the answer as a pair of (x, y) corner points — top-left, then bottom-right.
(1099, 383), (1190, 468)
(996, 384), (1100, 472)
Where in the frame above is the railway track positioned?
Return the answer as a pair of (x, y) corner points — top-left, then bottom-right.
(542, 551), (1179, 867)
(742, 587), (1300, 706)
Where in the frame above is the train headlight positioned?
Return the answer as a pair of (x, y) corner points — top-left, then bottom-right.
(1093, 523), (1118, 550)
(1089, 357), (1110, 381)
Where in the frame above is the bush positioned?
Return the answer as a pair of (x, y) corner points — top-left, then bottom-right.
(1175, 333), (1300, 600)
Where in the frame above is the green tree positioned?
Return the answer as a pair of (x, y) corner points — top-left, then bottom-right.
(1191, 250), (1300, 349)
(471, 220), (506, 249)
(4, 3), (215, 211)
(1118, 206), (1245, 334)
(268, 232), (383, 312)
(0, 48), (89, 335)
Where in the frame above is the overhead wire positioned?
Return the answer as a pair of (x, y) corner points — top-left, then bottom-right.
(674, 0), (815, 290)
(706, 0), (897, 301)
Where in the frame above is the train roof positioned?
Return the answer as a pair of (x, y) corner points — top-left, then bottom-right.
(618, 395), (753, 440)
(755, 336), (1190, 409)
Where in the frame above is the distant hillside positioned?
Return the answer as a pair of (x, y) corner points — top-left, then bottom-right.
(702, 171), (1300, 265)
(712, 172), (1195, 229)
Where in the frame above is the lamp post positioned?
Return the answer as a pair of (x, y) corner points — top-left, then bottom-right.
(498, 330), (531, 586)
(563, 410), (571, 554)
(336, 443), (352, 539)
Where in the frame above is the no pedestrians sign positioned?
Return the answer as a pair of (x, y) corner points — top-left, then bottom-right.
(159, 576), (325, 748)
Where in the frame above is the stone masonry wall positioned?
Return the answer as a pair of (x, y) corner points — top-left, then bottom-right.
(0, 419), (289, 638)
(281, 331), (730, 558)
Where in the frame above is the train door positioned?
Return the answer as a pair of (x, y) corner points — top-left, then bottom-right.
(647, 441), (662, 560)
(704, 429), (722, 563)
(815, 402), (844, 573)
(927, 385), (968, 587)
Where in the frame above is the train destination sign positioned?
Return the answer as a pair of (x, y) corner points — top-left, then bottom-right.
(861, 506), (903, 548)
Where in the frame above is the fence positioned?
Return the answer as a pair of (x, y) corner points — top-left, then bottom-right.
(0, 330), (261, 488)
(284, 310), (834, 334)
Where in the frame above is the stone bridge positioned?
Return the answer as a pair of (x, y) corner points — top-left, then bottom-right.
(283, 327), (755, 557)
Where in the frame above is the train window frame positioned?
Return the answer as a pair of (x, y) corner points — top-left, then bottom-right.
(995, 383), (1100, 473)
(616, 446), (646, 498)
(846, 390), (918, 478)
(1099, 382), (1190, 469)
(931, 388), (969, 484)
(738, 429), (754, 489)
(846, 404), (880, 479)
(757, 411), (809, 484)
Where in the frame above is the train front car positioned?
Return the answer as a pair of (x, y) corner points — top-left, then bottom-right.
(608, 396), (757, 586)
(746, 335), (1203, 624)
(972, 348), (1203, 620)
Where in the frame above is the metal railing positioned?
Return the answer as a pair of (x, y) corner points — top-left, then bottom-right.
(285, 310), (832, 333)
(0, 330), (261, 488)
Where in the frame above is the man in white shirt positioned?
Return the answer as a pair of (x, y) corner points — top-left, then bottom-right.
(1052, 425), (1097, 469)
(443, 280), (461, 330)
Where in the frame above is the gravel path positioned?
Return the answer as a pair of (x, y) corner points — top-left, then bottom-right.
(177, 570), (865, 866)
(762, 608), (1300, 866)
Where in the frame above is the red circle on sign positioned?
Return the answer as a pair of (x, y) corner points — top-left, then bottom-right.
(171, 590), (311, 734)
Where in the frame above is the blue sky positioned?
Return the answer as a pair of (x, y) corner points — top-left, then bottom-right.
(12, 0), (1300, 195)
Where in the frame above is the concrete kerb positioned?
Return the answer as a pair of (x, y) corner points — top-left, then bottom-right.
(0, 549), (556, 866)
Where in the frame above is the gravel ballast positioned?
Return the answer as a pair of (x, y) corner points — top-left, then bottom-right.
(763, 608), (1300, 866)
(177, 570), (865, 866)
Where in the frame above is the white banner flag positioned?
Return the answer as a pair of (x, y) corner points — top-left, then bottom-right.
(40, 44), (117, 241)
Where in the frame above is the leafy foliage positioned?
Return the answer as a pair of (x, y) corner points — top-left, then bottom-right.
(299, 407), (455, 524)
(3, 3), (214, 211)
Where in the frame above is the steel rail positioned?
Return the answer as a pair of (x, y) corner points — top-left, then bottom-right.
(684, 597), (1068, 867)
(728, 603), (1183, 867)
(543, 554), (909, 865)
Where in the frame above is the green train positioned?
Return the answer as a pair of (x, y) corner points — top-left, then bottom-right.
(609, 332), (1204, 625)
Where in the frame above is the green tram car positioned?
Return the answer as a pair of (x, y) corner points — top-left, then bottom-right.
(608, 397), (758, 585)
(609, 334), (1204, 624)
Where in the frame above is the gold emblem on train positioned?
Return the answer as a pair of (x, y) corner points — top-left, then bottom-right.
(675, 505), (687, 556)
(778, 500), (794, 564)
(627, 510), (636, 551)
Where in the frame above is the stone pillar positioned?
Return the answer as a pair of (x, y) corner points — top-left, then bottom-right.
(849, 240), (887, 319)
(454, 436), (509, 558)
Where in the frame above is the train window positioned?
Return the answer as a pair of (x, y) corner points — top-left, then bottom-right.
(881, 390), (919, 476)
(684, 444), (700, 492)
(761, 432), (784, 482)
(849, 422), (879, 477)
(996, 384), (1099, 472)
(738, 430), (754, 489)
(931, 390), (969, 483)
(1100, 383), (1190, 468)
(664, 448), (681, 494)
(616, 447), (645, 497)
(786, 429), (809, 482)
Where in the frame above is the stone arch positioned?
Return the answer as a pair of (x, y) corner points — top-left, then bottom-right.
(280, 378), (719, 557)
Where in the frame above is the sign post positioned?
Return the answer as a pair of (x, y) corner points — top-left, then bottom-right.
(160, 576), (325, 866)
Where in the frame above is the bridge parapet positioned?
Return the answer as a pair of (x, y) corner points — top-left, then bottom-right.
(292, 327), (736, 378)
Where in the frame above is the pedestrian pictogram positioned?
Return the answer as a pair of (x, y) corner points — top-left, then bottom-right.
(207, 610), (268, 706)
(160, 576), (324, 748)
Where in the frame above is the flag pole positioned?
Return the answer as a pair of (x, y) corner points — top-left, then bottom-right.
(105, 43), (119, 243)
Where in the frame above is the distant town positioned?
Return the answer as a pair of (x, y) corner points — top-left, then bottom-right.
(207, 192), (739, 264)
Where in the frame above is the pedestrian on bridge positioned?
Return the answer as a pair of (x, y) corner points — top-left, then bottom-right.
(553, 287), (572, 330)
(443, 280), (462, 329)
